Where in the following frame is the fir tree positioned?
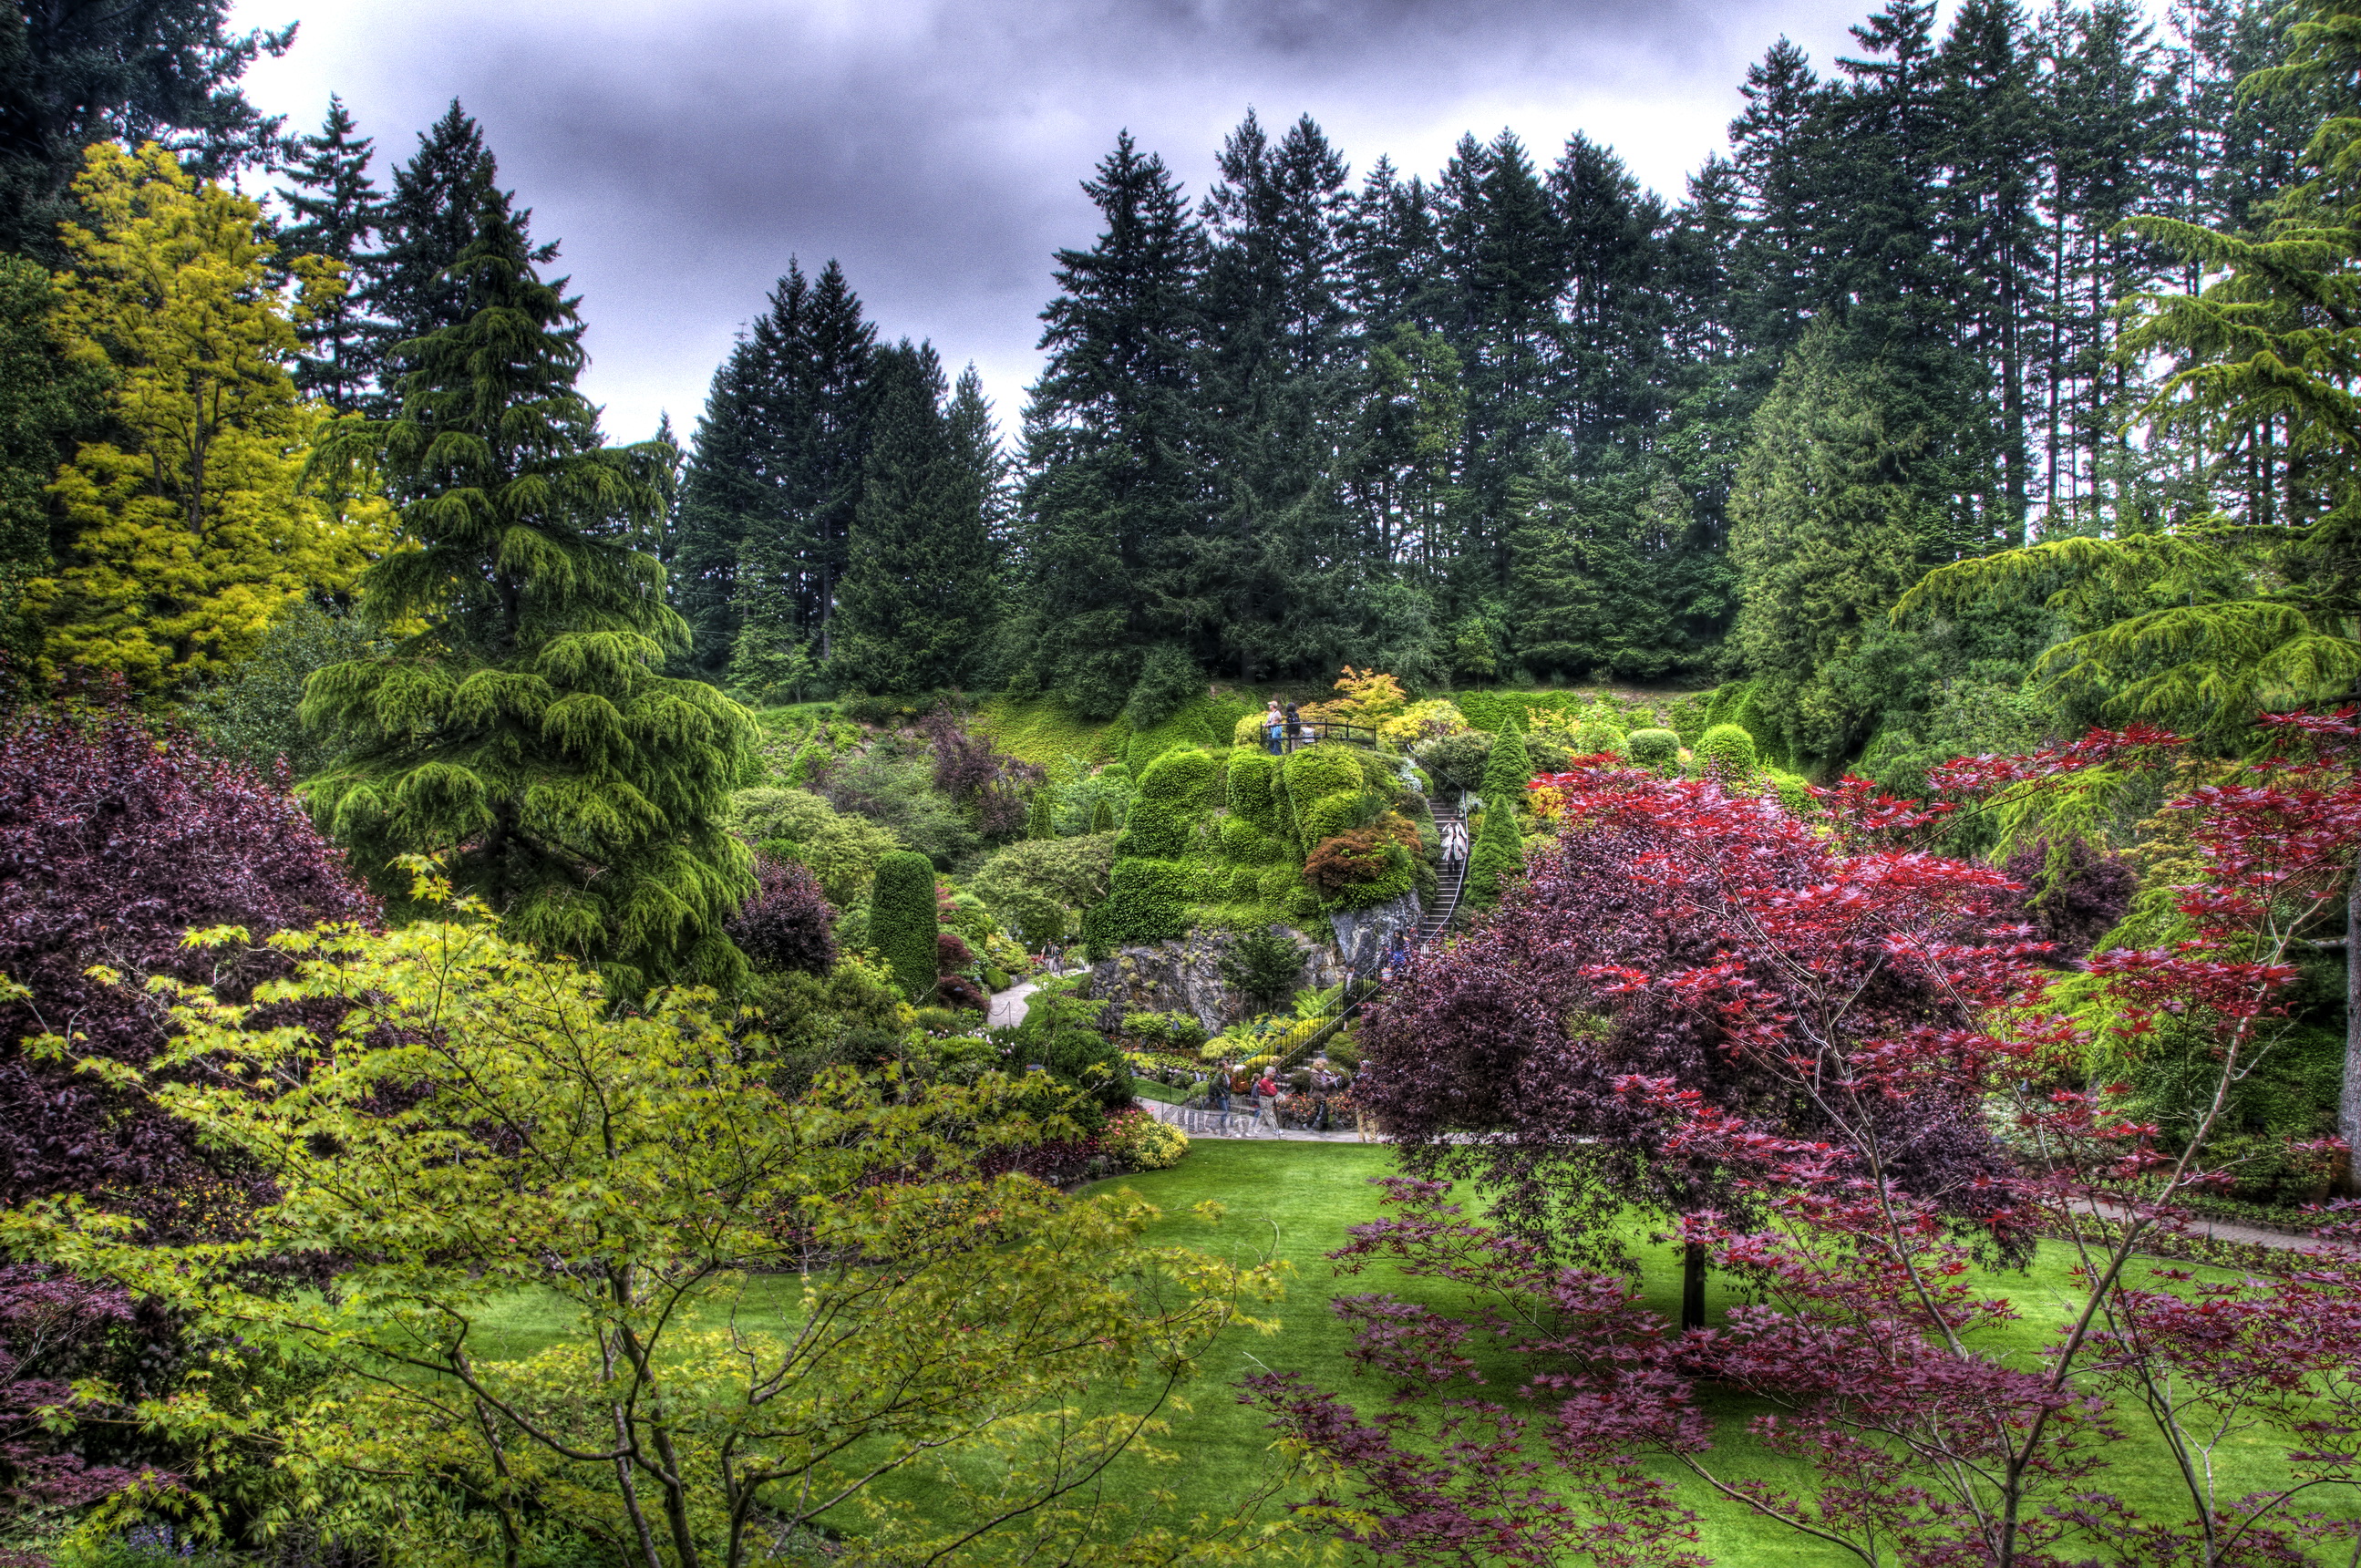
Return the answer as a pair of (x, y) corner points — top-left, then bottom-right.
(366, 101), (551, 418)
(0, 0), (292, 260)
(304, 192), (756, 992)
(1016, 131), (1205, 717)
(275, 96), (384, 411)
(833, 341), (996, 694)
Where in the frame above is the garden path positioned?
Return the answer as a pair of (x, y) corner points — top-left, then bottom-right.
(986, 980), (1039, 1029)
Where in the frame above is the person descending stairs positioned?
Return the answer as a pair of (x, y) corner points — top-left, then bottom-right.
(1416, 807), (1469, 949)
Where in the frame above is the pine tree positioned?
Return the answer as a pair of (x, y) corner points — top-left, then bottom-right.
(833, 341), (996, 694)
(366, 101), (551, 418)
(304, 191), (756, 992)
(276, 96), (384, 411)
(1016, 131), (1206, 717)
(30, 144), (391, 694)
(675, 260), (876, 679)
(0, 256), (101, 665)
(1479, 718), (1533, 797)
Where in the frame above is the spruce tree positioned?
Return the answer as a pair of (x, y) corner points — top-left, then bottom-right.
(833, 341), (996, 694)
(276, 96), (384, 411)
(303, 193), (756, 992)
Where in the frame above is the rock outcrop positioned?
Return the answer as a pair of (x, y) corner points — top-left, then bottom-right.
(1078, 925), (1341, 1029)
(1329, 889), (1426, 975)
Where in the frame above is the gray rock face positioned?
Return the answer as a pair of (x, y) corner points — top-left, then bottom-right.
(1329, 889), (1426, 975)
(1078, 925), (1341, 1028)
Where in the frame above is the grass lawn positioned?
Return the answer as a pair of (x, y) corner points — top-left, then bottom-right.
(1082, 1139), (2347, 1566)
(444, 1138), (2343, 1563)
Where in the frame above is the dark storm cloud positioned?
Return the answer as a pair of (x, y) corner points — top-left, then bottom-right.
(232, 0), (1867, 439)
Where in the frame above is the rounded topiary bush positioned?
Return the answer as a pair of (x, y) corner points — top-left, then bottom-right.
(1280, 743), (1364, 815)
(1228, 865), (1262, 900)
(1298, 789), (1376, 851)
(1119, 747), (1220, 858)
(1766, 770), (1814, 815)
(727, 857), (839, 976)
(1696, 723), (1757, 779)
(1217, 813), (1278, 863)
(1080, 858), (1191, 954)
(870, 851), (941, 1002)
(1626, 727), (1680, 773)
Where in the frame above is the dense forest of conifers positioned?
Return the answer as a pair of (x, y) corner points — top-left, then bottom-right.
(632, 0), (2311, 781)
(0, 0), (2317, 783)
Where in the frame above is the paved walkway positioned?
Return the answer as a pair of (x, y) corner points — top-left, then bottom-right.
(985, 980), (1039, 1029)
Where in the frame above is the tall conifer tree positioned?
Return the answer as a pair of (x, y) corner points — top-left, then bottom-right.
(275, 96), (384, 411)
(834, 342), (995, 694)
(304, 193), (756, 992)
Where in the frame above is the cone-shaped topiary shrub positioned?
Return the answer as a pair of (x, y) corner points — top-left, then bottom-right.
(1466, 793), (1526, 906)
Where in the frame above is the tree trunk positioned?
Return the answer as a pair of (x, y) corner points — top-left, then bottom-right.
(1681, 1243), (1707, 1332)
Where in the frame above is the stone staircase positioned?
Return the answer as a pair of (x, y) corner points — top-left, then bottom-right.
(1415, 808), (1468, 948)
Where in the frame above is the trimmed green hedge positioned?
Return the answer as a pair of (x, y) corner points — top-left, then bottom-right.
(1479, 723), (1533, 797)
(870, 850), (940, 1001)
(1217, 815), (1284, 863)
(1627, 727), (1680, 772)
(1117, 745), (1221, 858)
(1081, 857), (1191, 954)
(1227, 751), (1278, 832)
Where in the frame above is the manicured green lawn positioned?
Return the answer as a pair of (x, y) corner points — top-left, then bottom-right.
(1083, 1139), (2344, 1566)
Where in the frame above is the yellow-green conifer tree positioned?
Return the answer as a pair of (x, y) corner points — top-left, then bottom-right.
(29, 143), (392, 693)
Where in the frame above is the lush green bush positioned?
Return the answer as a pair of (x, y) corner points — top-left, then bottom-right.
(870, 850), (941, 1001)
(1080, 858), (1191, 954)
(1226, 751), (1279, 831)
(1626, 727), (1680, 772)
(1257, 865), (1299, 904)
(1116, 746), (1221, 858)
(1221, 928), (1306, 1011)
(1766, 770), (1815, 814)
(1122, 644), (1202, 728)
(1414, 729), (1493, 794)
(1216, 814), (1280, 863)
(1298, 787), (1387, 851)
(188, 600), (386, 777)
(732, 787), (902, 905)
(1696, 722), (1758, 778)
(1465, 794), (1525, 906)
(1101, 1108), (1189, 1170)
(968, 832), (1118, 948)
(816, 738), (975, 867)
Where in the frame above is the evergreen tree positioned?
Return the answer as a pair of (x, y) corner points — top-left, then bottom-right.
(275, 96), (384, 411)
(674, 260), (875, 679)
(833, 341), (996, 694)
(871, 849), (940, 1002)
(0, 255), (101, 665)
(366, 101), (551, 418)
(1729, 325), (1945, 768)
(1016, 131), (1205, 717)
(304, 192), (756, 992)
(31, 144), (391, 694)
(1465, 794), (1524, 906)
(1505, 441), (1687, 678)
(0, 0), (291, 260)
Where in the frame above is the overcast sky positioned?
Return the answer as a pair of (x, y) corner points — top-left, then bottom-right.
(226, 0), (1940, 448)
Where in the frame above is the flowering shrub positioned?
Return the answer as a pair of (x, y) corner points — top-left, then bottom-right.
(1100, 1109), (1189, 1171)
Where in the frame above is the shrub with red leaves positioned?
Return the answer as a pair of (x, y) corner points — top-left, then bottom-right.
(0, 712), (376, 1237)
(917, 707), (1044, 840)
(937, 974), (987, 1013)
(726, 856), (838, 976)
(937, 928), (974, 973)
(1302, 829), (1394, 899)
(1998, 835), (2136, 962)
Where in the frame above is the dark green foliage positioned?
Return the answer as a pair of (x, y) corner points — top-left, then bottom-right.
(869, 849), (939, 1001)
(1117, 748), (1219, 860)
(1218, 925), (1313, 1010)
(364, 101), (551, 421)
(300, 198), (755, 992)
(1506, 443), (1709, 679)
(1080, 857), (1191, 954)
(190, 602), (385, 778)
(1465, 795), (1526, 906)
(1626, 727), (1680, 772)
(675, 261), (876, 678)
(0, 255), (100, 663)
(1026, 789), (1053, 840)
(1414, 730), (1493, 795)
(275, 97), (382, 411)
(1478, 723), (1533, 798)
(0, 0), (291, 261)
(833, 341), (997, 694)
(1123, 644), (1203, 728)
(1012, 991), (1135, 1123)
(1217, 814), (1281, 863)
(814, 737), (974, 868)
(1091, 798), (1116, 833)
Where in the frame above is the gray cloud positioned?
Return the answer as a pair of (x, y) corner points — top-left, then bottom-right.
(227, 0), (1885, 443)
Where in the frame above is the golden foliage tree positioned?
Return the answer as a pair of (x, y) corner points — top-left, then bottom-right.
(28, 142), (391, 693)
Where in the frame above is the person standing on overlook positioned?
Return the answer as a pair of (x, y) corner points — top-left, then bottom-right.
(1283, 702), (1303, 750)
(1264, 699), (1284, 755)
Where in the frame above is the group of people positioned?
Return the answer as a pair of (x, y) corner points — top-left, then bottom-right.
(1262, 699), (1307, 754)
